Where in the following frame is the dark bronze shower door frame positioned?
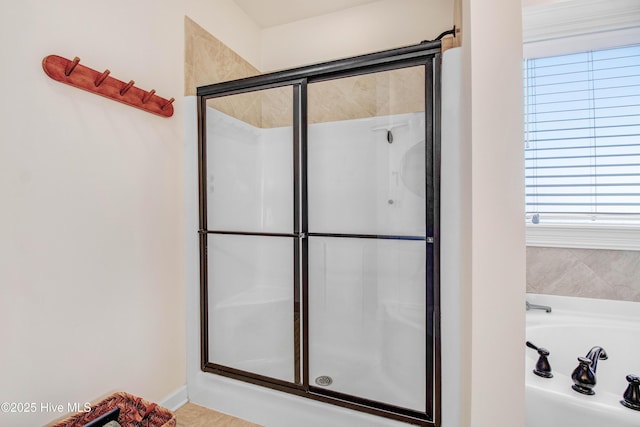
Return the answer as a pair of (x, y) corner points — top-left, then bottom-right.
(197, 40), (441, 427)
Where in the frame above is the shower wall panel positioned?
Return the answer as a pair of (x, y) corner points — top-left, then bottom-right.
(206, 98), (293, 233)
(308, 112), (426, 236)
(207, 234), (294, 382)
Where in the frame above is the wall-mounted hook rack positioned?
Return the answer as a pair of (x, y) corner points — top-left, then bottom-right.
(42, 55), (174, 118)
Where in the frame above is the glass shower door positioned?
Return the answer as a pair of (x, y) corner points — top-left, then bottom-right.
(306, 66), (431, 412)
(202, 85), (300, 384)
(197, 44), (440, 425)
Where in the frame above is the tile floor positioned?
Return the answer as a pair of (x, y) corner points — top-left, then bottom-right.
(174, 403), (263, 427)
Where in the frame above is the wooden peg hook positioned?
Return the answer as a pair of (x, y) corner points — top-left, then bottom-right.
(42, 54), (174, 118)
(95, 69), (110, 87)
(65, 57), (80, 76)
(142, 89), (155, 104)
(162, 97), (175, 111)
(120, 80), (135, 96)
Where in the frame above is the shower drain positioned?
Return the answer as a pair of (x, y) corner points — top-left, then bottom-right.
(315, 375), (333, 386)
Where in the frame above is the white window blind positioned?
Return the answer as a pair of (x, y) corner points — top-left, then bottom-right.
(524, 43), (640, 225)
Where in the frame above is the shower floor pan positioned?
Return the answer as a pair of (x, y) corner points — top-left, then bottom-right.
(309, 348), (426, 412)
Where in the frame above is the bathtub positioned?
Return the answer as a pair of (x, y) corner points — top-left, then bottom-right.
(525, 294), (640, 427)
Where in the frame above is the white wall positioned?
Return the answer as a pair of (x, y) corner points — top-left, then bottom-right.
(260, 0), (455, 71)
(0, 1), (259, 426)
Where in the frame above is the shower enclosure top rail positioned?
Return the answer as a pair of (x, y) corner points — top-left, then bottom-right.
(196, 40), (442, 97)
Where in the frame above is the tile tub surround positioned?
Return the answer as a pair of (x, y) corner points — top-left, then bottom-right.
(185, 16), (425, 129)
(184, 17), (260, 95)
(526, 246), (640, 302)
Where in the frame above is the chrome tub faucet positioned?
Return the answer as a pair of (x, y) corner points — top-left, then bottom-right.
(526, 301), (552, 313)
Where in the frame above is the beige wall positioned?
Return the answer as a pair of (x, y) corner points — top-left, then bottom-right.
(260, 0), (455, 71)
(459, 0), (526, 426)
(0, 2), (184, 425)
(0, 1), (259, 426)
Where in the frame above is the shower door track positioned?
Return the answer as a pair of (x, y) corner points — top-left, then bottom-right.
(197, 40), (441, 427)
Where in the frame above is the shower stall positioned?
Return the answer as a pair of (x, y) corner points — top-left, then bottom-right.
(197, 41), (441, 426)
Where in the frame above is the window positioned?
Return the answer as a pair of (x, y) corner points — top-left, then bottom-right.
(524, 43), (640, 249)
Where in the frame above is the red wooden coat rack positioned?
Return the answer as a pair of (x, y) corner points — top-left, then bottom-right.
(42, 55), (174, 118)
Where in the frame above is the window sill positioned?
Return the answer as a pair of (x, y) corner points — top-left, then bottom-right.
(526, 224), (640, 251)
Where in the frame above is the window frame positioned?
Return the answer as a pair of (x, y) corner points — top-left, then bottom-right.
(522, 2), (640, 250)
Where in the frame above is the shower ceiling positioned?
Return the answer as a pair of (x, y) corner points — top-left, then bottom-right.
(233, 0), (382, 28)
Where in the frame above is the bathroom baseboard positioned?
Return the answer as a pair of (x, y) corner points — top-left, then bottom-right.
(160, 385), (188, 411)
